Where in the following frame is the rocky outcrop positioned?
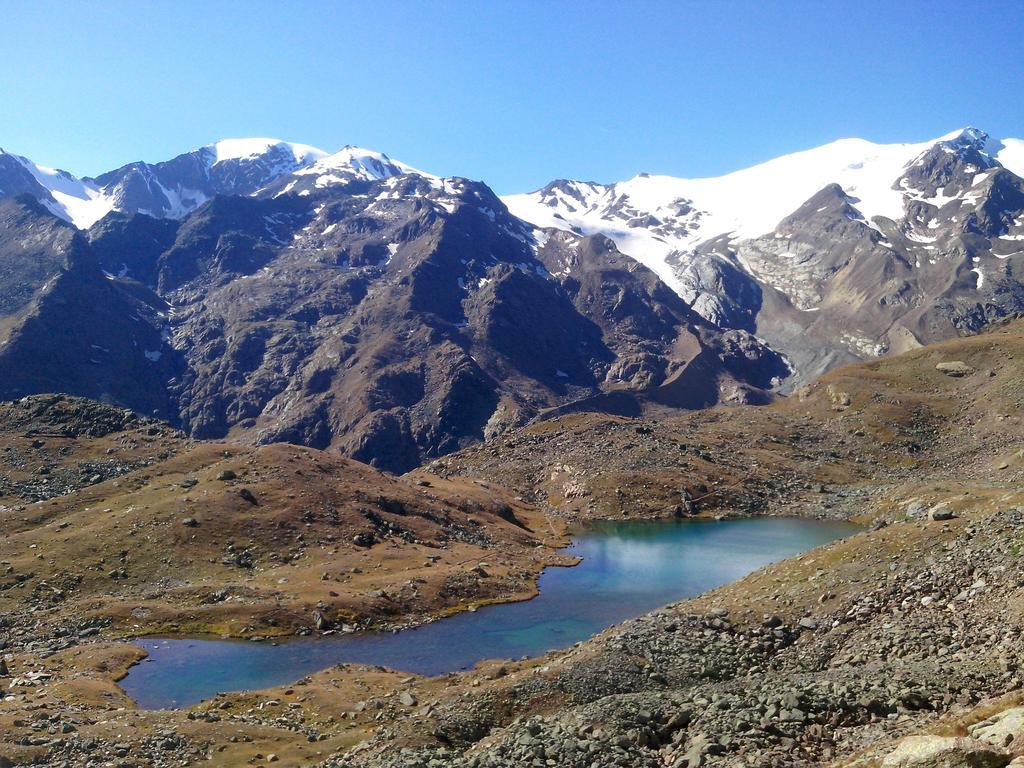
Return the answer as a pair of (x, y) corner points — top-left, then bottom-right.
(880, 736), (1009, 768)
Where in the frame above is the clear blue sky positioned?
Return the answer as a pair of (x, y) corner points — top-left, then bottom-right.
(2, 0), (1021, 193)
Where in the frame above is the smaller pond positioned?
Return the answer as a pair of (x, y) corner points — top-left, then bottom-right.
(121, 517), (858, 709)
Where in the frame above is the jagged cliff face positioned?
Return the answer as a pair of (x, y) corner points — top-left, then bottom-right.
(507, 129), (1024, 387)
(0, 160), (782, 472)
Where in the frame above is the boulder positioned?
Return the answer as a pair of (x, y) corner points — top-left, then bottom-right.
(936, 361), (975, 377)
(880, 735), (1009, 767)
(353, 533), (375, 548)
(905, 499), (928, 518)
(827, 384), (851, 410)
(969, 707), (1024, 749)
(237, 488), (258, 505)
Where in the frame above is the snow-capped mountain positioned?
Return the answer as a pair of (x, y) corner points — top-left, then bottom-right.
(90, 138), (329, 223)
(503, 128), (1024, 292)
(505, 128), (1024, 385)
(0, 139), (428, 228)
(4, 125), (1024, 442)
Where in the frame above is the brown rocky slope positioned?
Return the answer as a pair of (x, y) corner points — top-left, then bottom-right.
(0, 395), (569, 642)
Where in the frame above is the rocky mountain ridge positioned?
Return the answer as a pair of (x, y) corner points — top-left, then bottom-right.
(0, 138), (416, 228)
(0, 154), (781, 471)
(0, 196), (179, 417)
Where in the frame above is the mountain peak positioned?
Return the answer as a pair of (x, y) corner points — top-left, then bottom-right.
(0, 138), (436, 228)
(280, 145), (433, 193)
(936, 126), (992, 152)
(314, 145), (421, 177)
(205, 138), (328, 166)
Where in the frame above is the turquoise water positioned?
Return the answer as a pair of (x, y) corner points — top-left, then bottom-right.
(121, 517), (857, 709)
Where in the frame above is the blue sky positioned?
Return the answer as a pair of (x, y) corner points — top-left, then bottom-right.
(2, 0), (1021, 193)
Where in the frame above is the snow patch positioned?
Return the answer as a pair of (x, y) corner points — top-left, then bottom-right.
(8, 152), (113, 228)
(996, 138), (1024, 177)
(972, 170), (995, 186)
